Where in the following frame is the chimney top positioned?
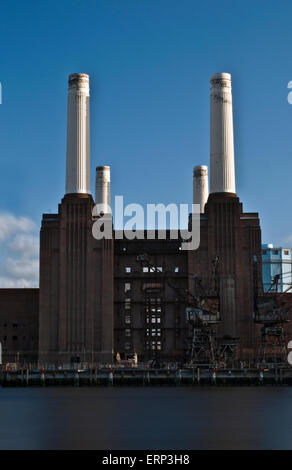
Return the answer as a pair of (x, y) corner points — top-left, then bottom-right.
(96, 166), (110, 171)
(68, 73), (89, 90)
(210, 73), (232, 88)
(193, 165), (208, 177)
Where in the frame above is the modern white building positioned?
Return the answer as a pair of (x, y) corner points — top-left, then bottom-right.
(262, 244), (292, 293)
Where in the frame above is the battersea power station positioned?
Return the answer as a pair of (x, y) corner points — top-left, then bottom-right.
(0, 72), (268, 365)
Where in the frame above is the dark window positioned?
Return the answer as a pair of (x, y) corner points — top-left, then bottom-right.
(12, 336), (18, 341)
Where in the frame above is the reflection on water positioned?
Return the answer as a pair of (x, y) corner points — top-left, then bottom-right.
(0, 386), (291, 450)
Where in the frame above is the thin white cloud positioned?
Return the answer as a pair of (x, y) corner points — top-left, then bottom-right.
(8, 234), (39, 258)
(0, 212), (36, 243)
(0, 277), (37, 288)
(5, 257), (39, 281)
(0, 212), (39, 288)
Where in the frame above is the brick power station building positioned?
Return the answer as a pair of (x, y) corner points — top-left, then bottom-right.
(0, 72), (268, 365)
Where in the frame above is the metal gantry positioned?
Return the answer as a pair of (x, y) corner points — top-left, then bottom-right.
(136, 252), (221, 365)
(253, 256), (291, 365)
(216, 336), (239, 368)
(254, 295), (290, 364)
(185, 257), (221, 365)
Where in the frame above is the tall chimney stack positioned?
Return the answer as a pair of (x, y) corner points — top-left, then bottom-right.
(65, 73), (90, 195)
(193, 165), (208, 213)
(95, 166), (111, 212)
(210, 73), (236, 194)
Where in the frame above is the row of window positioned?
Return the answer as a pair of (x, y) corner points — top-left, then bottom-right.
(143, 266), (163, 273)
(124, 306), (162, 313)
(122, 313), (162, 325)
(124, 341), (162, 351)
(124, 267), (180, 273)
(1, 323), (20, 328)
(1, 336), (33, 341)
(262, 249), (290, 256)
(123, 302), (163, 311)
(146, 306), (162, 313)
(123, 296), (162, 305)
(146, 328), (161, 337)
(146, 315), (161, 324)
(146, 340), (162, 351)
(124, 328), (162, 337)
(146, 298), (161, 304)
(123, 295), (162, 302)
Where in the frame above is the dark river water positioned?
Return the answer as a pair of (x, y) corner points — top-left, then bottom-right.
(0, 386), (291, 450)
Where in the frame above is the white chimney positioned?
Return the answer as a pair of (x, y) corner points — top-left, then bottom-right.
(95, 166), (111, 211)
(65, 73), (90, 195)
(210, 73), (236, 194)
(193, 165), (209, 212)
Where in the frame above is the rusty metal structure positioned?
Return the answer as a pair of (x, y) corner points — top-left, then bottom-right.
(253, 257), (291, 364)
(185, 257), (220, 365)
(136, 253), (221, 365)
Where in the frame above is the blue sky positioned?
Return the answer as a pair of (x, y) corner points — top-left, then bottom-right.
(0, 0), (292, 286)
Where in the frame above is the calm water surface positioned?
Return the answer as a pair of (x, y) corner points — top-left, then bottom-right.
(0, 386), (291, 450)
